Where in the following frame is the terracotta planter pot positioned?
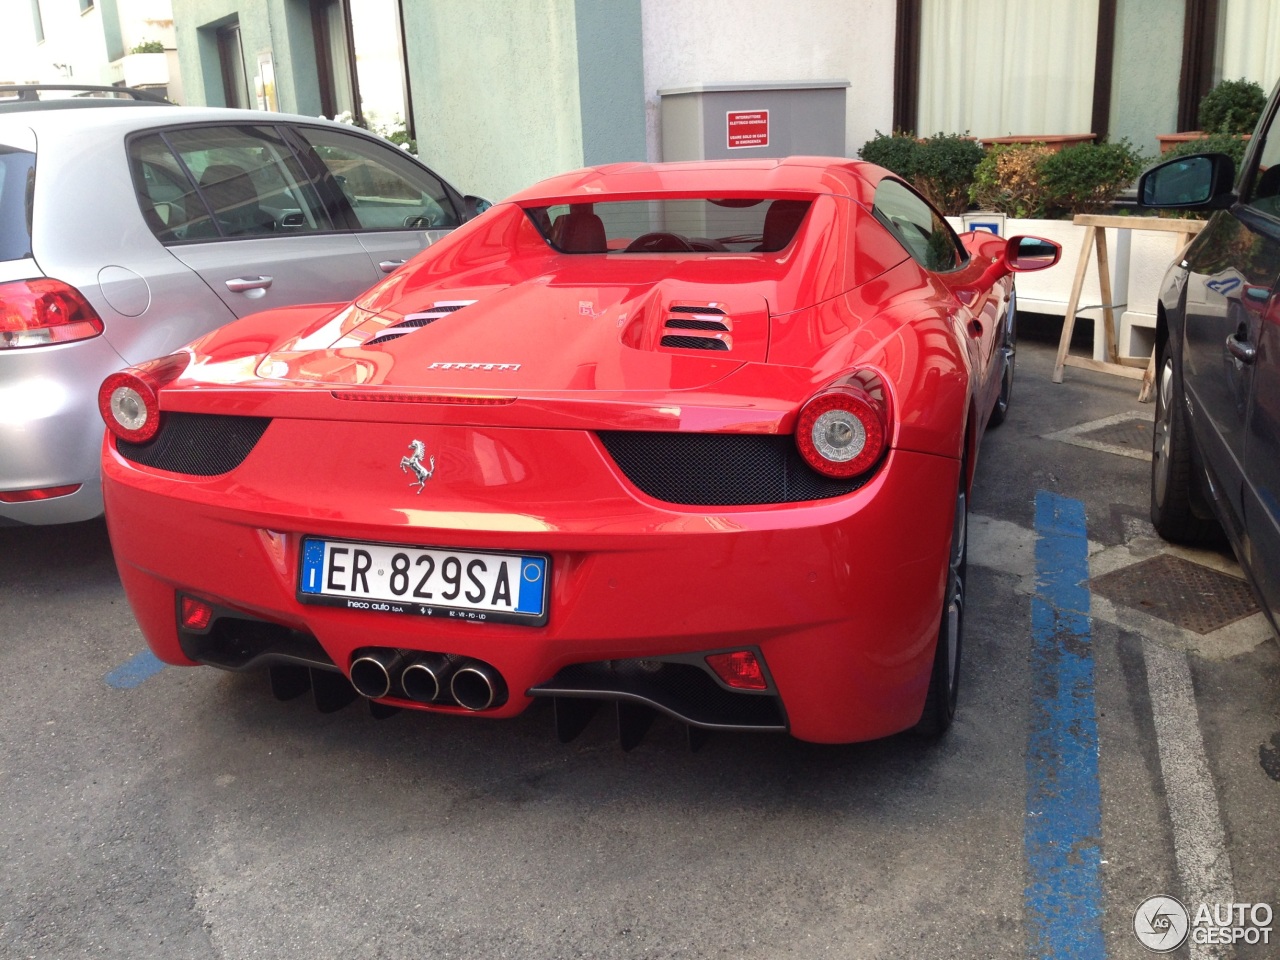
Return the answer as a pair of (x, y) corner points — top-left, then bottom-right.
(982, 133), (1096, 153)
(1157, 132), (1251, 154)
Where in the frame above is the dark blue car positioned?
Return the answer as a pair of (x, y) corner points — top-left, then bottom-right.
(1140, 76), (1280, 634)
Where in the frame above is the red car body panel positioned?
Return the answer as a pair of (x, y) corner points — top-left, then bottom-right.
(102, 157), (1047, 744)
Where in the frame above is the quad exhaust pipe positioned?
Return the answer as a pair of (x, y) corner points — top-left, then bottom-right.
(400, 653), (458, 703)
(450, 661), (507, 711)
(349, 648), (406, 699)
(347, 649), (505, 710)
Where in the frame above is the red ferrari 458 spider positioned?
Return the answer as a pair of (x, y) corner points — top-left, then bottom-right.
(101, 157), (1059, 746)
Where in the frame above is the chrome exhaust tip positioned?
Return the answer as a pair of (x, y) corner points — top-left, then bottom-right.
(349, 648), (405, 699)
(450, 661), (507, 711)
(400, 653), (457, 703)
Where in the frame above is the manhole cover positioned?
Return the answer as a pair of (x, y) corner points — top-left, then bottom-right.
(1077, 416), (1152, 452)
(1088, 553), (1258, 634)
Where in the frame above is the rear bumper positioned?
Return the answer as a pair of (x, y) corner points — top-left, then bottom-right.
(0, 335), (125, 524)
(104, 427), (959, 743)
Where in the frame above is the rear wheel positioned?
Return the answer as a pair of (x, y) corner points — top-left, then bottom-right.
(916, 472), (966, 737)
(1150, 342), (1219, 544)
(988, 292), (1017, 427)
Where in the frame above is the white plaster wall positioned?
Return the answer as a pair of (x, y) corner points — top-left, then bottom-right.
(405, 0), (584, 202)
(640, 0), (896, 162)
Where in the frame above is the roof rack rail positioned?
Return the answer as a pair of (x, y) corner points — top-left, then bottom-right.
(0, 84), (171, 104)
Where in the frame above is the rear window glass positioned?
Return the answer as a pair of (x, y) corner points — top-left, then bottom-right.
(527, 198), (811, 254)
(0, 147), (35, 261)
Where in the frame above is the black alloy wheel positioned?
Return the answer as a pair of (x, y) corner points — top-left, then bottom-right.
(1150, 342), (1219, 545)
(916, 471), (967, 736)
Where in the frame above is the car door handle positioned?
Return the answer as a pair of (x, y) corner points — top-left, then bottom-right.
(378, 260), (407, 274)
(224, 276), (273, 293)
(1226, 334), (1257, 364)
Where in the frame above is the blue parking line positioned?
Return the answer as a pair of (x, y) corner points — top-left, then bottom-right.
(104, 650), (165, 689)
(1025, 492), (1105, 958)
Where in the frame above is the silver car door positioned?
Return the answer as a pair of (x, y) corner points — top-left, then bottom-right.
(130, 125), (379, 318)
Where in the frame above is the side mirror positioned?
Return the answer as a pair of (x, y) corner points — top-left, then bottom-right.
(1138, 153), (1236, 209)
(463, 195), (492, 221)
(1005, 235), (1061, 272)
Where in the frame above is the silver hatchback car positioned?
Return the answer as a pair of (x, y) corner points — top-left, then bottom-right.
(0, 90), (484, 525)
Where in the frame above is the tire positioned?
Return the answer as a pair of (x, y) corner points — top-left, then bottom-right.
(988, 291), (1017, 427)
(916, 472), (966, 737)
(1150, 340), (1220, 545)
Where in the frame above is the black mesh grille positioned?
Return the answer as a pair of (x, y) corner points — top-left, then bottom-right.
(116, 413), (270, 476)
(660, 335), (729, 351)
(665, 318), (730, 332)
(597, 431), (870, 505)
(669, 305), (725, 315)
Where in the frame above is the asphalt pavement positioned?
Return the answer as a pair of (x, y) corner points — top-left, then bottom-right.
(0, 329), (1276, 960)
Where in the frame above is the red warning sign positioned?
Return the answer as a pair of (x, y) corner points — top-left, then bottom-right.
(727, 110), (769, 149)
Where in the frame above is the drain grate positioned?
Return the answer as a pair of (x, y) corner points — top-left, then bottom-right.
(1088, 553), (1259, 634)
(1077, 416), (1151, 453)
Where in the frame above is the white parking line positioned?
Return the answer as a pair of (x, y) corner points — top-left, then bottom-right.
(1143, 642), (1238, 960)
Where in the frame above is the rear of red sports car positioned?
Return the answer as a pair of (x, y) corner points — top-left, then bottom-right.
(101, 158), (1037, 745)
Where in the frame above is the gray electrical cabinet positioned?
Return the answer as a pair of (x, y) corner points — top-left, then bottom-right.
(658, 80), (850, 162)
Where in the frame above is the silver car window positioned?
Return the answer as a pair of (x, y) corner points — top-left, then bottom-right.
(0, 146), (35, 262)
(296, 126), (461, 230)
(130, 125), (332, 243)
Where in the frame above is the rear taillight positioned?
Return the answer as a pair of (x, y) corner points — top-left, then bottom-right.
(706, 651), (768, 690)
(98, 354), (189, 444)
(179, 595), (214, 631)
(795, 372), (890, 478)
(0, 279), (104, 349)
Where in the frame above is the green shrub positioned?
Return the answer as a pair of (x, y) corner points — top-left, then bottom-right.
(912, 133), (985, 215)
(969, 143), (1054, 218)
(1164, 131), (1250, 169)
(858, 131), (920, 178)
(130, 40), (165, 54)
(969, 140), (1146, 218)
(857, 131), (983, 215)
(1198, 78), (1267, 135)
(1038, 139), (1147, 217)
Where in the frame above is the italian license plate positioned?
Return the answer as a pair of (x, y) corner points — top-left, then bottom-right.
(298, 538), (549, 626)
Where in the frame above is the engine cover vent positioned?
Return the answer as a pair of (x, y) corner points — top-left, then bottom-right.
(366, 300), (475, 345)
(660, 304), (732, 352)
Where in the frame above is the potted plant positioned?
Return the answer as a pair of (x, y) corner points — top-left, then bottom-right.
(858, 131), (984, 216)
(1158, 78), (1265, 153)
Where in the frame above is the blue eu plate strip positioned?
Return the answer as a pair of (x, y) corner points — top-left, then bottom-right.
(515, 557), (547, 614)
(300, 540), (326, 595)
(1025, 491), (1105, 958)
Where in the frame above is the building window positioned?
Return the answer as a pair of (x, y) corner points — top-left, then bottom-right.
(311, 0), (413, 139)
(1219, 0), (1280, 91)
(917, 0), (1100, 137)
(896, 0), (1117, 138)
(78, 0), (93, 12)
(217, 22), (250, 110)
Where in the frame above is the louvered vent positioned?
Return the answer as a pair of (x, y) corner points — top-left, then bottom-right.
(366, 300), (475, 345)
(659, 305), (731, 352)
